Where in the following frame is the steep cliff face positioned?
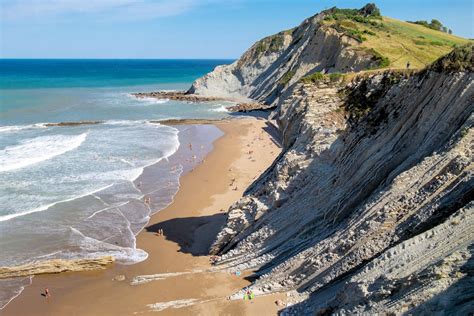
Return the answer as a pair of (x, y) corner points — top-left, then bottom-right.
(209, 42), (473, 314)
(186, 3), (473, 313)
(188, 4), (469, 107)
(188, 9), (378, 103)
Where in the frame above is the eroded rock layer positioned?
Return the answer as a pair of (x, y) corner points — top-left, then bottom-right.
(188, 9), (379, 103)
(194, 18), (473, 314)
(0, 257), (114, 279)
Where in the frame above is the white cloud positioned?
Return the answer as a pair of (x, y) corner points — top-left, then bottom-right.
(1, 0), (216, 21)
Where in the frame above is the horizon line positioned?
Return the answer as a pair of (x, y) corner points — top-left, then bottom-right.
(0, 57), (237, 60)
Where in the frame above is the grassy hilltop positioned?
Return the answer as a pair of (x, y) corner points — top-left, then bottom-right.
(321, 6), (471, 69)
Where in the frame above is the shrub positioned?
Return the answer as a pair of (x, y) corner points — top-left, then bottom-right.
(254, 33), (285, 55)
(333, 23), (367, 43)
(343, 72), (402, 127)
(255, 42), (267, 54)
(429, 43), (473, 72)
(414, 40), (427, 45)
(300, 72), (325, 83)
(329, 73), (344, 82)
(368, 49), (390, 69)
(430, 40), (444, 46)
(279, 70), (296, 85)
(340, 20), (358, 29)
(460, 127), (469, 138)
(408, 19), (451, 33)
(323, 4), (381, 23)
(269, 35), (285, 52)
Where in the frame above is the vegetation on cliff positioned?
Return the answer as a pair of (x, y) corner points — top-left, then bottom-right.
(190, 3), (471, 106)
(278, 70), (296, 85)
(300, 72), (344, 84)
(321, 5), (470, 69)
(429, 43), (473, 72)
(342, 43), (472, 127)
(189, 4), (473, 314)
(342, 71), (404, 125)
(408, 19), (452, 34)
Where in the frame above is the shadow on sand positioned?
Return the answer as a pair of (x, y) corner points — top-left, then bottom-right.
(146, 213), (227, 256)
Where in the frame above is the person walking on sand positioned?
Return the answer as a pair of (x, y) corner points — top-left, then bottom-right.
(44, 288), (51, 298)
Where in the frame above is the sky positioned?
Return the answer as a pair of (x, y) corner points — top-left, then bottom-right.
(0, 0), (472, 59)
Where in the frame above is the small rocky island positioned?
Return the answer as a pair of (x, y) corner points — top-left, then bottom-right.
(132, 91), (273, 112)
(131, 91), (225, 102)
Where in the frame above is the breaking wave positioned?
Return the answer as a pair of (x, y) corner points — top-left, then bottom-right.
(0, 133), (88, 172)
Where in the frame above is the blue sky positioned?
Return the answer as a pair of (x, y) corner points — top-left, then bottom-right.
(1, 0), (472, 58)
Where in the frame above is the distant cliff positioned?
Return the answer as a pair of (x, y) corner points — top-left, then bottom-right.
(190, 4), (473, 315)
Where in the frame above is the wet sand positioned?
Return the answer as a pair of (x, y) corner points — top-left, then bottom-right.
(3, 117), (284, 315)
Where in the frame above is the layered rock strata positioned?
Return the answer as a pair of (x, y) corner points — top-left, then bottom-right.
(195, 28), (473, 313)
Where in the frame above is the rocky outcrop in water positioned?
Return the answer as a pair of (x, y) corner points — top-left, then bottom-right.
(189, 5), (473, 312)
(0, 257), (114, 279)
(132, 91), (226, 102)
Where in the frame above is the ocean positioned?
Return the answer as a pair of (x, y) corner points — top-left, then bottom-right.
(0, 59), (232, 308)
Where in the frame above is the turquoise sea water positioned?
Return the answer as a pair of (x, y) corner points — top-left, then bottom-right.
(0, 59), (233, 125)
(0, 59), (231, 308)
(1, 59), (230, 89)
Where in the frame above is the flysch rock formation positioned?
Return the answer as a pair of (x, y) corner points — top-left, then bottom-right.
(187, 6), (379, 104)
(0, 256), (114, 279)
(188, 4), (474, 315)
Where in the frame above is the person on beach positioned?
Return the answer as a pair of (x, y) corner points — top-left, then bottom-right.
(44, 288), (51, 298)
(243, 290), (254, 301)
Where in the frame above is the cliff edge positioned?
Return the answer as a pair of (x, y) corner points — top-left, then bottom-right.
(192, 4), (473, 315)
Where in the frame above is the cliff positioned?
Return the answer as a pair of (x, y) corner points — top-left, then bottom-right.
(188, 4), (468, 106)
(187, 5), (381, 103)
(190, 5), (473, 315)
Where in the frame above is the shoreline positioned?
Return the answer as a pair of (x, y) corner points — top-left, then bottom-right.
(3, 117), (284, 315)
(0, 123), (221, 285)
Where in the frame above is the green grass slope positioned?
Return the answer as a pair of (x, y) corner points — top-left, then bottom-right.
(322, 12), (470, 69)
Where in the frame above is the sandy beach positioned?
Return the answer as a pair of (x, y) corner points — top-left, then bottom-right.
(3, 117), (284, 315)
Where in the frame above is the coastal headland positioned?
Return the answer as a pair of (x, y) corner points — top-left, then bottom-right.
(2, 3), (472, 315)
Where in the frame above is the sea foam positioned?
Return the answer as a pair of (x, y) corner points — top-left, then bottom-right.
(210, 105), (229, 112)
(0, 133), (87, 172)
(0, 123), (47, 134)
